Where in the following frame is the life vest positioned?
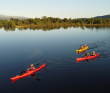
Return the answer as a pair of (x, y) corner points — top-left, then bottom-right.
(86, 53), (90, 57)
(31, 66), (35, 70)
(82, 46), (84, 49)
(92, 53), (95, 56)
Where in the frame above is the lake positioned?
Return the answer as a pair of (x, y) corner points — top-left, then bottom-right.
(0, 26), (110, 93)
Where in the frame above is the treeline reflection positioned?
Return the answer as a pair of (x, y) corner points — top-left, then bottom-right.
(1, 26), (110, 31)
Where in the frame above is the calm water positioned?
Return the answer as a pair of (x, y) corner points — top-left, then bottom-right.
(0, 27), (110, 93)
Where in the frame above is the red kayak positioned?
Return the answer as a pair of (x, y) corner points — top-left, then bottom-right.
(76, 53), (99, 62)
(10, 64), (46, 81)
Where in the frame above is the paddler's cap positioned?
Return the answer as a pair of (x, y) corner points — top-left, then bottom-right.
(31, 64), (33, 66)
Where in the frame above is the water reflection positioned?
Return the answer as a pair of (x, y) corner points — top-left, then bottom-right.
(76, 50), (86, 54)
(4, 27), (15, 31)
(1, 25), (110, 31)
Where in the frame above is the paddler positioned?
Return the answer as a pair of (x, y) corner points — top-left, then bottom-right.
(27, 64), (35, 71)
(85, 52), (90, 57)
(82, 46), (84, 49)
(80, 45), (84, 49)
(91, 51), (95, 56)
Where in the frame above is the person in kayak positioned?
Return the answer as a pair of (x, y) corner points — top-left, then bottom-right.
(85, 52), (90, 57)
(80, 45), (84, 49)
(91, 51), (95, 56)
(82, 46), (84, 49)
(27, 64), (35, 71)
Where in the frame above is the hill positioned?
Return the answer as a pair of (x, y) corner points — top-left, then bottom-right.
(94, 14), (110, 18)
(0, 14), (27, 20)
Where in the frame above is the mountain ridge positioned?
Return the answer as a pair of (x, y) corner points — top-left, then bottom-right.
(0, 14), (110, 20)
(0, 14), (27, 20)
(94, 14), (110, 18)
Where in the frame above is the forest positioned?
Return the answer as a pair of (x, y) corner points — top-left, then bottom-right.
(0, 16), (110, 28)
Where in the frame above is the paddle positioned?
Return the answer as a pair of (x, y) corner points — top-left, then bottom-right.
(19, 71), (26, 75)
(35, 63), (40, 66)
(34, 78), (40, 81)
(35, 62), (47, 66)
(30, 73), (41, 81)
(78, 45), (81, 50)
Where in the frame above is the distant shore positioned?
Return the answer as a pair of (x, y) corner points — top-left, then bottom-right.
(0, 17), (110, 28)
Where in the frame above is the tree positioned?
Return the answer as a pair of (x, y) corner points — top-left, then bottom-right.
(3, 19), (9, 27)
(91, 18), (94, 24)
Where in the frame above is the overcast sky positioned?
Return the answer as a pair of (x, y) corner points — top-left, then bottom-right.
(0, 0), (110, 18)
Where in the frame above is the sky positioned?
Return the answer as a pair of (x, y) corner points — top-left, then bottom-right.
(0, 0), (110, 19)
